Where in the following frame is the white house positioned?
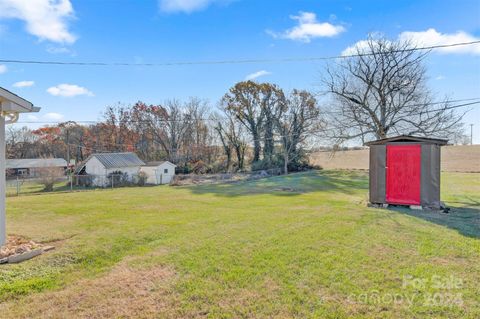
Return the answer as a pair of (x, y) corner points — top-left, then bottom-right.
(76, 152), (145, 186)
(140, 161), (176, 185)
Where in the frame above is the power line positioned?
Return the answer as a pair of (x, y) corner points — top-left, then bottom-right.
(1, 41), (479, 67)
(13, 97), (480, 124)
(12, 102), (480, 148)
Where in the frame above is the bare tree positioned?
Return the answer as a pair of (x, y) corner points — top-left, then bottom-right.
(213, 119), (233, 171)
(213, 108), (248, 172)
(227, 116), (247, 171)
(222, 81), (266, 162)
(184, 98), (212, 164)
(276, 90), (321, 174)
(322, 36), (465, 143)
(259, 83), (285, 166)
(144, 100), (188, 163)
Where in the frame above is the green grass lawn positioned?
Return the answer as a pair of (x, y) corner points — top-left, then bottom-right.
(0, 170), (479, 318)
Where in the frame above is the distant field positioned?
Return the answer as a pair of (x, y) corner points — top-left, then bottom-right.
(0, 171), (479, 318)
(311, 145), (480, 172)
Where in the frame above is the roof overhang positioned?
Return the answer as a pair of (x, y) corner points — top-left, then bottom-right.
(0, 87), (40, 114)
(364, 135), (449, 146)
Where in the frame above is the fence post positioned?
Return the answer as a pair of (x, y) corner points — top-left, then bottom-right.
(70, 174), (73, 192)
(111, 175), (114, 189)
(16, 176), (19, 196)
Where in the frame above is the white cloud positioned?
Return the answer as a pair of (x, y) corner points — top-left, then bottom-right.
(245, 70), (271, 81)
(435, 75), (446, 80)
(341, 39), (374, 56)
(343, 29), (480, 56)
(43, 112), (64, 120)
(0, 0), (76, 43)
(268, 11), (345, 43)
(26, 114), (39, 121)
(47, 84), (93, 97)
(399, 28), (480, 55)
(0, 64), (7, 74)
(159, 0), (227, 13)
(13, 80), (35, 88)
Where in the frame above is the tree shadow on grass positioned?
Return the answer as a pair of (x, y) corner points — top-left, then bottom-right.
(389, 205), (480, 239)
(183, 170), (369, 198)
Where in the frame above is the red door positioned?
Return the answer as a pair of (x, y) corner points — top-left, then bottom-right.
(386, 145), (421, 205)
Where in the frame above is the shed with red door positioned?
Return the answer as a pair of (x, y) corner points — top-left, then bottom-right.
(365, 135), (448, 208)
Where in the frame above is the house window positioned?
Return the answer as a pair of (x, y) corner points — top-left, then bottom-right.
(164, 168), (168, 174)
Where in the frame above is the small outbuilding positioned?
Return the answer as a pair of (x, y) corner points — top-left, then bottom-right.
(365, 135), (448, 209)
(76, 152), (145, 186)
(6, 158), (68, 178)
(140, 161), (176, 185)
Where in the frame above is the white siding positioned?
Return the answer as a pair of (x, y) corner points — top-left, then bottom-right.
(85, 156), (106, 176)
(85, 156), (106, 186)
(141, 166), (157, 184)
(140, 162), (176, 185)
(84, 156), (142, 186)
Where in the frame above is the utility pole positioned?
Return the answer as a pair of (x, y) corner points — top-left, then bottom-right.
(471, 124), (474, 145)
(66, 128), (70, 165)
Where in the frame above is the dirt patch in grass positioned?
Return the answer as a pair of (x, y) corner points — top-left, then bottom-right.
(0, 261), (179, 318)
(273, 186), (302, 193)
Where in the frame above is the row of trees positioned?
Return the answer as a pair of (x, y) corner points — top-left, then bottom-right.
(7, 37), (469, 174)
(6, 84), (321, 174)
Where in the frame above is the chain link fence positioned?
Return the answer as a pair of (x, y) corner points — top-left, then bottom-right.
(6, 174), (147, 197)
(6, 168), (285, 196)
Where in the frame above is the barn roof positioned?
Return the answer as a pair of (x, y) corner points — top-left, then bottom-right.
(85, 152), (145, 169)
(6, 158), (68, 169)
(364, 135), (448, 146)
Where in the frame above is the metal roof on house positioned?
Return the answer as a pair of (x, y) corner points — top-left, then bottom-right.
(145, 161), (176, 167)
(364, 135), (449, 146)
(86, 152), (145, 169)
(6, 158), (68, 169)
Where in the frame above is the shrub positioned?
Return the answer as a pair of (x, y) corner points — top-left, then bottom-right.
(37, 166), (64, 192)
(137, 171), (148, 186)
(107, 171), (131, 187)
(191, 160), (210, 174)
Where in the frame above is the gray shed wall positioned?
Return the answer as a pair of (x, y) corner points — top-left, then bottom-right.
(420, 144), (441, 206)
(369, 145), (386, 204)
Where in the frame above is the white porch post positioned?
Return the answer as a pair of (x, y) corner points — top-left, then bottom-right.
(0, 88), (39, 247)
(0, 113), (5, 246)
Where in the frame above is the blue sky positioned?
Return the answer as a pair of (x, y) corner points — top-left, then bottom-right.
(0, 0), (479, 142)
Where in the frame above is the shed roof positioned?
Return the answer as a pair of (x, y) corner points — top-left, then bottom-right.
(364, 135), (448, 146)
(85, 152), (145, 168)
(85, 152), (145, 169)
(6, 158), (68, 169)
(144, 161), (176, 167)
